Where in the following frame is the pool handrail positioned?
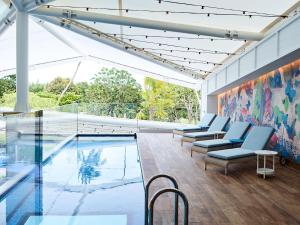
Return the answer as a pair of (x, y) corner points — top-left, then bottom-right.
(145, 174), (179, 225)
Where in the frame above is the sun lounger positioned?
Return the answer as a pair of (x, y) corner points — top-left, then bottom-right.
(204, 126), (275, 175)
(190, 121), (251, 157)
(181, 116), (230, 146)
(173, 113), (216, 138)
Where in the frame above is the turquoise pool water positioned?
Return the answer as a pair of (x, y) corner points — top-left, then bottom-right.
(0, 135), (144, 225)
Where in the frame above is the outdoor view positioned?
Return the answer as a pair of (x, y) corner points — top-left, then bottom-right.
(0, 67), (200, 123)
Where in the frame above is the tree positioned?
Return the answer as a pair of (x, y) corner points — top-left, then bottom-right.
(46, 77), (75, 95)
(59, 92), (81, 106)
(0, 74), (16, 98)
(140, 77), (200, 123)
(86, 68), (143, 118)
(141, 77), (175, 121)
(29, 82), (45, 93)
(74, 82), (89, 102)
(173, 86), (200, 123)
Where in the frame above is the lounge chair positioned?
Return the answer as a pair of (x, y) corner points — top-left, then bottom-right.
(191, 121), (251, 157)
(181, 116), (230, 146)
(204, 126), (275, 175)
(173, 113), (216, 138)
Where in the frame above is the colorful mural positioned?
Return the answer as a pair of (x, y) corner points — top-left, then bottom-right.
(218, 59), (300, 164)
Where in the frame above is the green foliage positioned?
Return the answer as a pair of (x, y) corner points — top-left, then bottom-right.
(46, 77), (75, 95)
(59, 92), (81, 106)
(141, 77), (175, 120)
(74, 82), (89, 102)
(1, 92), (57, 109)
(29, 82), (45, 93)
(0, 74), (16, 98)
(36, 92), (58, 99)
(0, 133), (5, 145)
(140, 77), (199, 123)
(86, 68), (143, 118)
(0, 69), (199, 124)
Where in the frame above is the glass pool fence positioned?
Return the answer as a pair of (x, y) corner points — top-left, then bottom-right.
(0, 102), (200, 191)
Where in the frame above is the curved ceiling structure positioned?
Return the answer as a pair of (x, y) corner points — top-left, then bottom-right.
(0, 0), (299, 89)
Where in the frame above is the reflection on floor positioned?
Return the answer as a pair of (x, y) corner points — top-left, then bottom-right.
(138, 133), (300, 225)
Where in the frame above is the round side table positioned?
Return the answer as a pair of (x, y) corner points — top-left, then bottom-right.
(254, 150), (278, 179)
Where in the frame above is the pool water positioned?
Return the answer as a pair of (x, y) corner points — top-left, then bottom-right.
(0, 135), (144, 225)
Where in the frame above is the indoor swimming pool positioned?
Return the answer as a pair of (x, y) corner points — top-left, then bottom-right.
(0, 135), (144, 225)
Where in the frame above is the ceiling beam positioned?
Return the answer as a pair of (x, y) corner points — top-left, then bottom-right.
(30, 6), (264, 41)
(34, 15), (203, 80)
(24, 0), (56, 12)
(0, 5), (16, 37)
(9, 0), (55, 12)
(10, 0), (22, 11)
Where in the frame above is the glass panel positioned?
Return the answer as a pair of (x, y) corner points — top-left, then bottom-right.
(42, 107), (78, 160)
(0, 112), (41, 188)
(76, 103), (139, 134)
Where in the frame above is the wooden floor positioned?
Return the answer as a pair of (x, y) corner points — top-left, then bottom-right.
(137, 133), (300, 225)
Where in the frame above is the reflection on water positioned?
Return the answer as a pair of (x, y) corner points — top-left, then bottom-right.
(78, 149), (104, 184)
(0, 136), (144, 225)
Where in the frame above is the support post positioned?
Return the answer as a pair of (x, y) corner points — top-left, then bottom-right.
(15, 11), (30, 112)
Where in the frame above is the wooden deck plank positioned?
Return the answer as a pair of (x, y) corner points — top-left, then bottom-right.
(137, 133), (300, 225)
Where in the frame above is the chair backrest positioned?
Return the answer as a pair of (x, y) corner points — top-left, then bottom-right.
(241, 126), (275, 150)
(223, 122), (251, 140)
(208, 116), (230, 132)
(198, 113), (216, 127)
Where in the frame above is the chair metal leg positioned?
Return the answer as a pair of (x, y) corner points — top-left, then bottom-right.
(225, 166), (228, 176)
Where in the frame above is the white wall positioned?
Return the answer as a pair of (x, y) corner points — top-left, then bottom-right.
(201, 13), (300, 116)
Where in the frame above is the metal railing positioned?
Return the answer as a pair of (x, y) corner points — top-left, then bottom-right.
(145, 174), (189, 225)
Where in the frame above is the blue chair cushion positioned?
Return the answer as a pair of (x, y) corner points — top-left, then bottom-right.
(193, 139), (243, 148)
(207, 148), (255, 160)
(193, 139), (232, 148)
(223, 122), (251, 140)
(229, 139), (244, 143)
(175, 126), (209, 131)
(241, 126), (274, 150)
(183, 131), (217, 138)
(208, 116), (230, 132)
(198, 113), (216, 127)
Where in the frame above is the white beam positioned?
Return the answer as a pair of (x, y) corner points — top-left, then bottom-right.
(0, 7), (16, 36)
(24, 0), (55, 12)
(34, 18), (86, 56)
(10, 0), (23, 11)
(15, 11), (30, 112)
(30, 7), (264, 41)
(34, 16), (202, 79)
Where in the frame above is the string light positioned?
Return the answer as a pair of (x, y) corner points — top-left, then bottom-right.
(141, 47), (233, 56)
(156, 0), (287, 18)
(149, 52), (222, 65)
(46, 5), (287, 18)
(121, 37), (236, 55)
(108, 33), (242, 41)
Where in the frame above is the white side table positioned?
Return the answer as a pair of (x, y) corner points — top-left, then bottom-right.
(254, 150), (278, 179)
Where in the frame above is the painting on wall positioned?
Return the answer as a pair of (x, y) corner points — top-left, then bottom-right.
(218, 59), (300, 163)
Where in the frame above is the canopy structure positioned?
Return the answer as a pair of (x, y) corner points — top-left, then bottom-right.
(0, 0), (299, 112)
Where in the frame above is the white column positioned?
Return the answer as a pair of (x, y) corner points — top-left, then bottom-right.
(15, 11), (30, 112)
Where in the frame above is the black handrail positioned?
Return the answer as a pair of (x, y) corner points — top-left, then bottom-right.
(148, 188), (189, 225)
(145, 174), (179, 225)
